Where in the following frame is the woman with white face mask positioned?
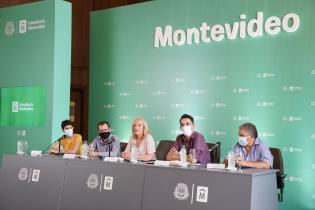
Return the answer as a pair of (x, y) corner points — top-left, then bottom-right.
(224, 122), (273, 169)
(166, 114), (210, 164)
(49, 120), (82, 155)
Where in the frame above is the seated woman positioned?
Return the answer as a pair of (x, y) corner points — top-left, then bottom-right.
(49, 120), (82, 155)
(121, 117), (156, 161)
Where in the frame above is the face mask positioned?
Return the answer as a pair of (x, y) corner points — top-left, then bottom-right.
(181, 126), (193, 137)
(99, 132), (110, 139)
(238, 136), (248, 146)
(64, 129), (73, 137)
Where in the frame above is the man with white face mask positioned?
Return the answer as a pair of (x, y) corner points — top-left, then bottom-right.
(166, 114), (210, 164)
(49, 120), (82, 155)
(224, 122), (273, 169)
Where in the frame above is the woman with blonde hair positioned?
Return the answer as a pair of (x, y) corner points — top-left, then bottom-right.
(121, 117), (156, 161)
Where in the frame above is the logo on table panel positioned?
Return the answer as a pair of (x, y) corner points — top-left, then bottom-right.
(282, 147), (303, 153)
(256, 101), (275, 108)
(103, 176), (113, 191)
(87, 174), (99, 189)
(5, 21), (15, 36)
(210, 102), (227, 108)
(19, 20), (27, 33)
(282, 85), (302, 92)
(170, 103), (184, 108)
(174, 183), (189, 200)
(210, 130), (226, 136)
(153, 115), (166, 120)
(136, 80), (149, 85)
(104, 81), (115, 86)
(256, 72), (275, 79)
(233, 88), (250, 93)
(153, 90), (166, 96)
(119, 92), (131, 97)
(210, 75), (227, 81)
(282, 116), (303, 122)
(196, 186), (208, 203)
(31, 169), (40, 182)
(18, 167), (28, 181)
(104, 104), (115, 109)
(136, 104), (148, 109)
(170, 78), (185, 83)
(190, 89), (205, 95)
(233, 116), (250, 121)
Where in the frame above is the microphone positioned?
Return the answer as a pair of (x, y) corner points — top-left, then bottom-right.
(42, 135), (66, 154)
(208, 141), (221, 152)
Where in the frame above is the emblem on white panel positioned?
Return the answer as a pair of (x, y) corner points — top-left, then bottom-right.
(19, 20), (27, 33)
(5, 21), (15, 36)
(173, 183), (189, 200)
(18, 167), (28, 181)
(103, 176), (114, 191)
(87, 174), (99, 189)
(31, 169), (40, 182)
(196, 186), (208, 203)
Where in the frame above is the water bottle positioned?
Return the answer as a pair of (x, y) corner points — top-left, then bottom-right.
(130, 140), (138, 162)
(17, 140), (24, 155)
(60, 144), (64, 154)
(179, 146), (187, 162)
(189, 148), (197, 164)
(81, 141), (88, 158)
(227, 147), (236, 170)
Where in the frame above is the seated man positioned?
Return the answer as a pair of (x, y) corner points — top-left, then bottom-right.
(224, 122), (273, 169)
(49, 120), (82, 154)
(166, 114), (209, 164)
(90, 121), (120, 158)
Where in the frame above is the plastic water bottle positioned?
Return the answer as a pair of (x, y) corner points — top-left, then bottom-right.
(180, 146), (187, 162)
(228, 147), (236, 170)
(130, 140), (138, 162)
(17, 140), (24, 155)
(82, 141), (88, 158)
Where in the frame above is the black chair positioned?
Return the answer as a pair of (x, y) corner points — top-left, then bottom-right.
(207, 143), (221, 163)
(270, 147), (286, 202)
(120, 142), (128, 153)
(156, 140), (174, 160)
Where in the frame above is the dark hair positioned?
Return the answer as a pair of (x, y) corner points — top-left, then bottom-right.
(179, 114), (194, 124)
(97, 121), (111, 129)
(61, 120), (73, 129)
(239, 122), (258, 138)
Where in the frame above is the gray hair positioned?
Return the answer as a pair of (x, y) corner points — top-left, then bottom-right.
(239, 123), (258, 138)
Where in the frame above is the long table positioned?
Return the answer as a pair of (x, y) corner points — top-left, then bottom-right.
(0, 155), (278, 210)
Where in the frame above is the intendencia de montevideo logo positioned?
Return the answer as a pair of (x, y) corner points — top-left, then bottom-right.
(5, 21), (15, 36)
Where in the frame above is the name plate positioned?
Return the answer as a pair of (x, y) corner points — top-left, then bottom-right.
(104, 157), (123, 162)
(63, 154), (76, 159)
(30, 150), (42, 157)
(207, 163), (226, 169)
(154, 160), (170, 166)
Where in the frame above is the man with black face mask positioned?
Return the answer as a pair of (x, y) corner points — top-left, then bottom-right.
(90, 121), (120, 158)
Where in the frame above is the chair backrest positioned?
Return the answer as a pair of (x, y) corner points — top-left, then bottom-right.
(156, 140), (174, 160)
(120, 142), (128, 153)
(270, 147), (285, 188)
(207, 143), (221, 163)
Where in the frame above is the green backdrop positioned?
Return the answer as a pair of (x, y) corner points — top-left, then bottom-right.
(89, 0), (315, 209)
(0, 0), (72, 157)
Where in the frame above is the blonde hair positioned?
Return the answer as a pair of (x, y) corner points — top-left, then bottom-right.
(132, 117), (150, 140)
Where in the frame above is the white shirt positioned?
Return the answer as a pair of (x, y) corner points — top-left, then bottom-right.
(125, 134), (156, 155)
